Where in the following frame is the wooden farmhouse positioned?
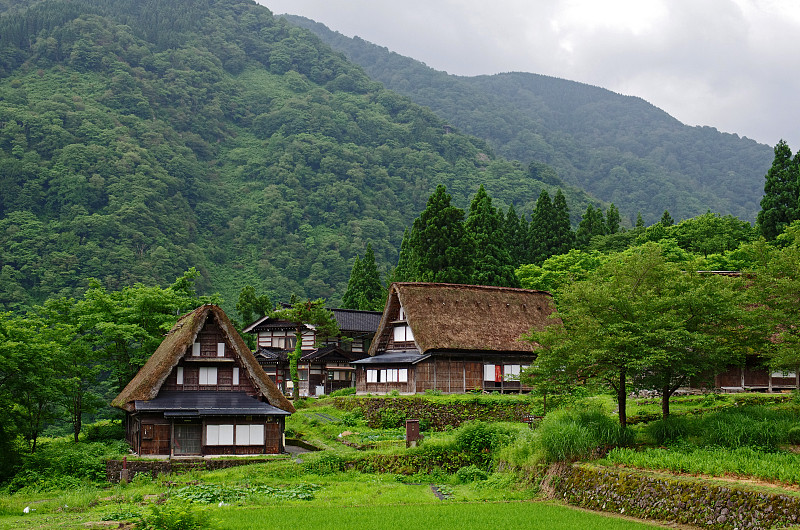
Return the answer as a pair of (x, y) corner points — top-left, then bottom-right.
(353, 283), (556, 394)
(245, 307), (382, 397)
(112, 305), (294, 457)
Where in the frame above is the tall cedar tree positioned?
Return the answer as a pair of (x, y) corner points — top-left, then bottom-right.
(757, 140), (800, 240)
(504, 204), (526, 267)
(576, 205), (606, 248)
(552, 189), (575, 255)
(342, 243), (383, 310)
(390, 228), (416, 283)
(660, 210), (675, 227)
(465, 185), (519, 287)
(272, 299), (340, 400)
(606, 203), (621, 234)
(236, 285), (272, 327)
(408, 185), (473, 284)
(529, 190), (556, 265)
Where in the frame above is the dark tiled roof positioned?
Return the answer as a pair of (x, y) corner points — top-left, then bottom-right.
(300, 345), (369, 362)
(330, 308), (382, 333)
(243, 308), (381, 335)
(254, 347), (289, 362)
(135, 391), (291, 416)
(351, 351), (431, 365)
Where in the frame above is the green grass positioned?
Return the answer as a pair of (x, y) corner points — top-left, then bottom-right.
(601, 446), (800, 485)
(214, 502), (666, 529)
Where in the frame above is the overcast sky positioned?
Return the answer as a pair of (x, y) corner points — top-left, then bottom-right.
(258, 0), (800, 151)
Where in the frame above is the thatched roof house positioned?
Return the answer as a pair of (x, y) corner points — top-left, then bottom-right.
(113, 305), (293, 456)
(353, 283), (555, 394)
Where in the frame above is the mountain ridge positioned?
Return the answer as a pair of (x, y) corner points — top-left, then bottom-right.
(283, 14), (772, 224)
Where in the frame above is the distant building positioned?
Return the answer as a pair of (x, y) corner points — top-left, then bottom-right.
(245, 307), (382, 396)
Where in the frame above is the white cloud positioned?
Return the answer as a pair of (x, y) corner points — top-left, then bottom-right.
(260, 0), (800, 148)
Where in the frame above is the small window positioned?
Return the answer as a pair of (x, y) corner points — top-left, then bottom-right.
(176, 366), (184, 385)
(192, 343), (200, 356)
(233, 367), (240, 386)
(206, 424), (233, 445)
(236, 424), (264, 445)
(398, 306), (405, 320)
(199, 367), (218, 385)
(367, 369), (378, 383)
(504, 365), (521, 381)
(217, 342), (225, 357)
(484, 364), (496, 382)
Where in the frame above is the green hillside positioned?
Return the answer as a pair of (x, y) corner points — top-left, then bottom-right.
(0, 0), (594, 310)
(284, 15), (773, 225)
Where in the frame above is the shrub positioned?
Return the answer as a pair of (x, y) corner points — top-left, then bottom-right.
(455, 464), (488, 483)
(84, 420), (125, 442)
(646, 415), (692, 445)
(535, 408), (626, 463)
(454, 420), (515, 456)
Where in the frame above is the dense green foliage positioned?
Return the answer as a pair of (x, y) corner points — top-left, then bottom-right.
(287, 15), (773, 224)
(341, 243), (384, 311)
(0, 0), (597, 311)
(525, 243), (746, 426)
(757, 140), (800, 240)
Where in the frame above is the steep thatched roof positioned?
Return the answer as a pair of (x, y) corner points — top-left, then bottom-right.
(112, 305), (294, 413)
(369, 283), (556, 356)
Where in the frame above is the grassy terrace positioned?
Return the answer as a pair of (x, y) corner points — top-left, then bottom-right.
(2, 391), (800, 529)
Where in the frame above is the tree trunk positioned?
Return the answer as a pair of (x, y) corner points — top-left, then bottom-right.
(73, 393), (82, 443)
(617, 370), (627, 428)
(661, 385), (670, 418)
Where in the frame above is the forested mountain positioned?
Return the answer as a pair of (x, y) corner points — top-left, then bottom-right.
(0, 0), (596, 311)
(283, 15), (773, 225)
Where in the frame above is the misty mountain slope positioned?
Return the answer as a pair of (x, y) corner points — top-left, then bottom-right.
(0, 0), (595, 310)
(284, 14), (773, 224)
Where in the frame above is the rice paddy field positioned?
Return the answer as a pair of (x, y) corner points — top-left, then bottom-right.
(0, 462), (667, 529)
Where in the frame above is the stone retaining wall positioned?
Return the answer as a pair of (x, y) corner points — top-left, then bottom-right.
(106, 457), (284, 483)
(547, 463), (800, 529)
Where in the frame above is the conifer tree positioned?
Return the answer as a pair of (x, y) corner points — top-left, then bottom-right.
(635, 212), (645, 229)
(341, 255), (363, 309)
(465, 185), (519, 287)
(660, 210), (675, 227)
(576, 205), (606, 248)
(551, 189), (575, 255)
(606, 203), (621, 234)
(342, 243), (384, 310)
(757, 140), (800, 240)
(504, 203), (525, 267)
(390, 228), (417, 283)
(529, 189), (556, 265)
(408, 185), (473, 284)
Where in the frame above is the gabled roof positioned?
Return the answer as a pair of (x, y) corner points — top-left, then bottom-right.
(300, 345), (369, 363)
(369, 283), (555, 356)
(254, 347), (289, 362)
(112, 305), (294, 413)
(242, 307), (382, 334)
